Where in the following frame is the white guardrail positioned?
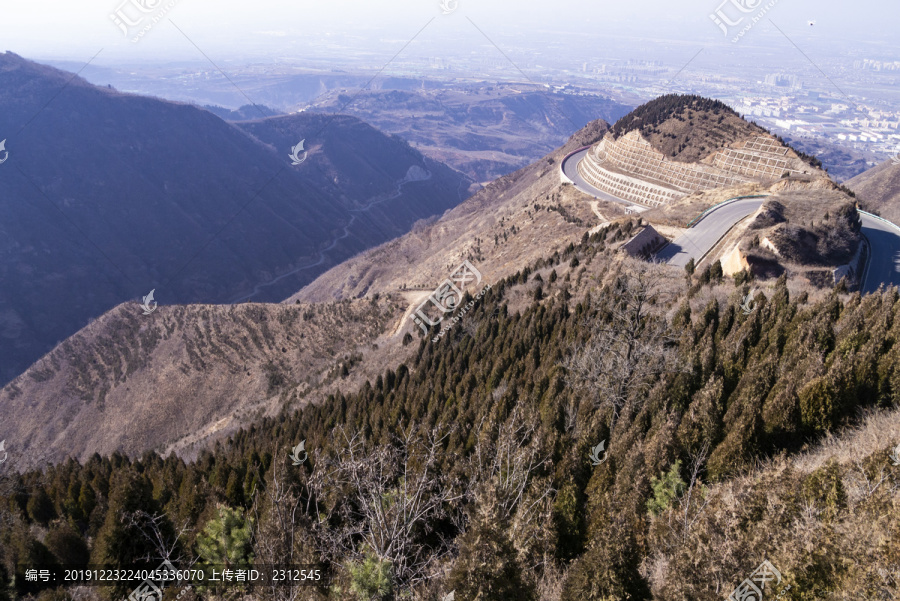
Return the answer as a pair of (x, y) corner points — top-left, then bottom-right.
(859, 209), (900, 233)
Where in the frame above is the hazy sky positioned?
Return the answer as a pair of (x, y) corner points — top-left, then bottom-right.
(1, 0), (898, 65)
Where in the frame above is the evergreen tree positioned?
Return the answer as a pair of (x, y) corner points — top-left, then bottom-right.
(195, 506), (253, 568)
(446, 512), (534, 601)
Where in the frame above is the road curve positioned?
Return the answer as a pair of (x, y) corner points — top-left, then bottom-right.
(657, 197), (766, 267)
(560, 147), (900, 290)
(860, 212), (900, 293)
(655, 200), (900, 292)
(561, 147), (638, 208)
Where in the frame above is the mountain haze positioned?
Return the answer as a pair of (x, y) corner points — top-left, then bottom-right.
(0, 52), (469, 385)
(308, 86), (631, 182)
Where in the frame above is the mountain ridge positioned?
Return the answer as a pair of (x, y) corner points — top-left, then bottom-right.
(0, 51), (468, 385)
(848, 159), (900, 223)
(0, 115), (612, 466)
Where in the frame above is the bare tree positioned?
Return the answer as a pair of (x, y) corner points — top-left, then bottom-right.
(123, 510), (196, 567)
(306, 425), (464, 592)
(468, 402), (555, 569)
(651, 442), (711, 552)
(251, 448), (307, 601)
(677, 442), (711, 545)
(563, 265), (681, 430)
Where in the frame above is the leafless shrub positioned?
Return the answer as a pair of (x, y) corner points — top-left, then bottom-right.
(536, 560), (567, 601)
(469, 402), (555, 568)
(562, 265), (683, 430)
(306, 425), (464, 591)
(651, 442), (712, 553)
(251, 449), (307, 601)
(123, 510), (196, 568)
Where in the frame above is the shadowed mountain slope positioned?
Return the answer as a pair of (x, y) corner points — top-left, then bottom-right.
(0, 117), (612, 466)
(0, 52), (469, 385)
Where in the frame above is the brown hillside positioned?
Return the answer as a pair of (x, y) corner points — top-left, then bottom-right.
(612, 95), (781, 164)
(848, 159), (900, 223)
(643, 407), (900, 599)
(288, 119), (614, 303)
(0, 119), (619, 466)
(0, 298), (405, 465)
(0, 105), (848, 466)
(703, 181), (860, 285)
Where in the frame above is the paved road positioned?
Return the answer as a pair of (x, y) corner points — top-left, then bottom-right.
(560, 147), (646, 210)
(563, 148), (900, 290)
(656, 201), (900, 291)
(657, 197), (766, 267)
(860, 212), (900, 293)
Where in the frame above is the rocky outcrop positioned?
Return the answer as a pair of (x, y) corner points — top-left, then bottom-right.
(833, 238), (867, 290)
(722, 245), (751, 276)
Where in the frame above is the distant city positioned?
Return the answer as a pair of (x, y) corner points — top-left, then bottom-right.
(55, 24), (899, 178)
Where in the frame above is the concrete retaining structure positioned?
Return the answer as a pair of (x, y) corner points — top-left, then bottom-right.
(621, 225), (666, 258)
(576, 130), (809, 208)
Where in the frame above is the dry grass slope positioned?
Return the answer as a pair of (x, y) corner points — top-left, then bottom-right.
(289, 119), (611, 304)
(643, 408), (900, 600)
(0, 297), (404, 465)
(848, 160), (900, 223)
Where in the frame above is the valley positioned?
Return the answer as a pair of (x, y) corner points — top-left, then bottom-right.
(1, 14), (900, 597)
(0, 52), (469, 387)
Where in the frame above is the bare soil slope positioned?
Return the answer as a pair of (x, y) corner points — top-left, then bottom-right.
(0, 298), (404, 465)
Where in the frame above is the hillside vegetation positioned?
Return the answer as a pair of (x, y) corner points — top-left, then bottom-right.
(3, 228), (899, 600)
(610, 94), (821, 169)
(0, 298), (403, 466)
(849, 159), (900, 223)
(611, 95), (767, 162)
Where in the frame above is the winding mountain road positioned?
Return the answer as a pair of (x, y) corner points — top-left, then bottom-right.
(561, 145), (900, 290)
(656, 196), (767, 267)
(859, 211), (900, 293)
(561, 146), (644, 209)
(655, 197), (900, 292)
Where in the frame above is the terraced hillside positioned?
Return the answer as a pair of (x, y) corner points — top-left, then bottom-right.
(577, 95), (823, 208)
(0, 298), (404, 465)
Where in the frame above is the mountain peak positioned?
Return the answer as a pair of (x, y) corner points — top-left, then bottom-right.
(575, 95), (823, 210)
